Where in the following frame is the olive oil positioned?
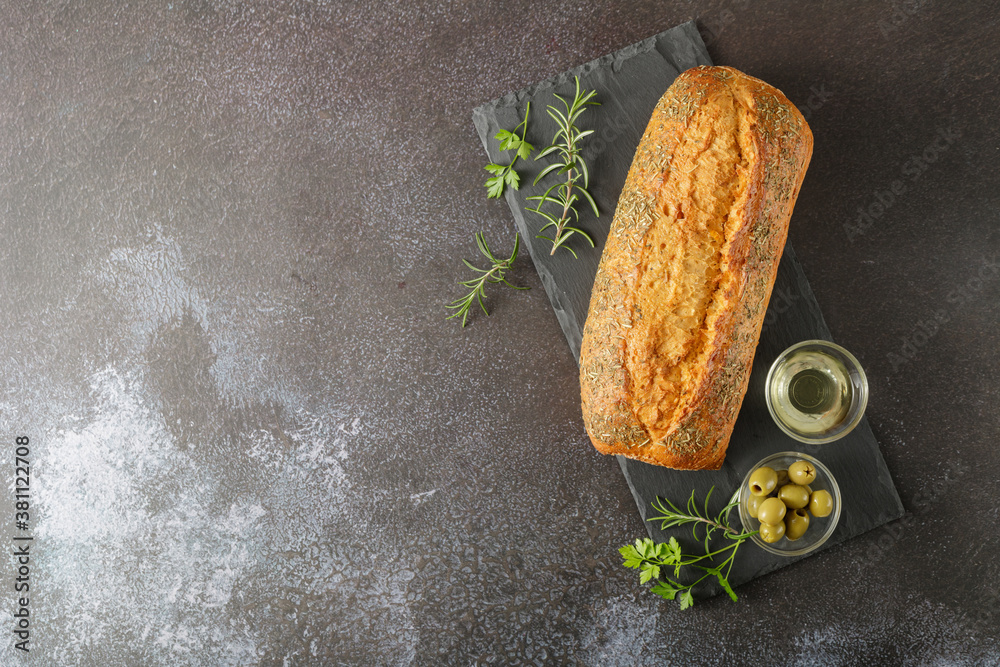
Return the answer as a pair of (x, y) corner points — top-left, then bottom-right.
(768, 349), (853, 436)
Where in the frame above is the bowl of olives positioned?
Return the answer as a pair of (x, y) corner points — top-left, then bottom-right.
(736, 452), (842, 556)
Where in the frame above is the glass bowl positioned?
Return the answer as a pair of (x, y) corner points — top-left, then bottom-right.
(765, 339), (869, 444)
(736, 451), (842, 557)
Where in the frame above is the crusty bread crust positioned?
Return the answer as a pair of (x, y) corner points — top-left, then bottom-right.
(579, 66), (813, 471)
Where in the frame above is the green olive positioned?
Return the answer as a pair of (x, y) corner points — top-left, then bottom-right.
(784, 508), (810, 541)
(775, 469), (790, 487)
(757, 497), (787, 525)
(759, 521), (785, 543)
(778, 484), (810, 510)
(789, 460), (817, 485)
(748, 466), (778, 497)
(746, 494), (765, 519)
(809, 489), (834, 518)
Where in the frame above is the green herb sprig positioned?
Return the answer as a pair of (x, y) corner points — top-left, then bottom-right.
(529, 77), (599, 257)
(484, 103), (534, 199)
(619, 488), (757, 610)
(446, 232), (527, 326)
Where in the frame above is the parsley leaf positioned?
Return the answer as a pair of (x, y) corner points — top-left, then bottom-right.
(516, 140), (534, 161)
(485, 175), (505, 199)
(619, 544), (643, 569)
(650, 582), (677, 601)
(639, 563), (661, 584)
(483, 104), (532, 199)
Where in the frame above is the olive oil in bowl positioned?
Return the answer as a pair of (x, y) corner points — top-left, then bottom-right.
(766, 340), (868, 444)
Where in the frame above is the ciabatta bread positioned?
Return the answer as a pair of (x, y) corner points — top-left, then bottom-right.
(579, 66), (813, 470)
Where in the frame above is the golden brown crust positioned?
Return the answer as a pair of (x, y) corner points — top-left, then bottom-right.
(579, 66), (813, 470)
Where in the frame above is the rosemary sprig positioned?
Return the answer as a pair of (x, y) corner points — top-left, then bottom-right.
(619, 487), (757, 610)
(484, 102), (534, 199)
(528, 77), (599, 257)
(445, 232), (527, 326)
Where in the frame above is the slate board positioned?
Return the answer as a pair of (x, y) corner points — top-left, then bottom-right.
(472, 20), (904, 599)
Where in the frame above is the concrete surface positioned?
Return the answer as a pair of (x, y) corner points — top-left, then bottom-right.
(0, 1), (997, 665)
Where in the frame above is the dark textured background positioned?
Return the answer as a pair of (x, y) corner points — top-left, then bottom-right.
(0, 1), (998, 665)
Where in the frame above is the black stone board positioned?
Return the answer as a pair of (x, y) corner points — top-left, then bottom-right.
(472, 21), (904, 599)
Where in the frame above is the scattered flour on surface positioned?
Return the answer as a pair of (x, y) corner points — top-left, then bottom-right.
(25, 367), (418, 665)
(577, 594), (658, 666)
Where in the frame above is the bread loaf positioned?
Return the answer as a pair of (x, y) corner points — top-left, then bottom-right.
(579, 66), (813, 470)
